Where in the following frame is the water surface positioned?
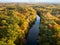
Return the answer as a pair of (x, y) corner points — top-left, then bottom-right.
(27, 15), (40, 45)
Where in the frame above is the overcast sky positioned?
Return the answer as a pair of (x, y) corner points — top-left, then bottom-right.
(0, 0), (60, 3)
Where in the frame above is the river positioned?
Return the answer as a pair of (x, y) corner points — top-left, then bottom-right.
(26, 15), (40, 45)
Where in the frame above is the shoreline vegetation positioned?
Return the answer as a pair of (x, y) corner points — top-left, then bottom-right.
(0, 3), (36, 45)
(34, 4), (60, 45)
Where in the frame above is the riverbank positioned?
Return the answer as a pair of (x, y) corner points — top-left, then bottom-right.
(35, 5), (60, 45)
(20, 17), (36, 45)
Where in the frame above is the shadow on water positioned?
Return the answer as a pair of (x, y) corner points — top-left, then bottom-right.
(26, 15), (40, 45)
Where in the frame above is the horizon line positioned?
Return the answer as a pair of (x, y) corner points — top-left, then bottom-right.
(0, 2), (60, 3)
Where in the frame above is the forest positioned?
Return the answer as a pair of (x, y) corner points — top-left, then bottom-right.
(34, 4), (60, 45)
(0, 3), (36, 45)
(0, 3), (60, 45)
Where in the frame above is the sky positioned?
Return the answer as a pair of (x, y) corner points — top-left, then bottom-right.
(0, 0), (60, 3)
